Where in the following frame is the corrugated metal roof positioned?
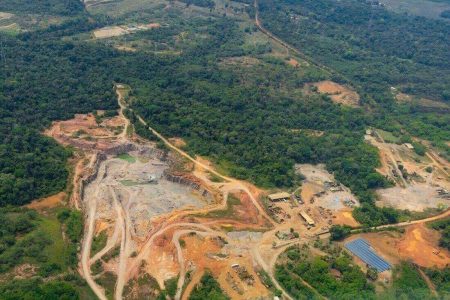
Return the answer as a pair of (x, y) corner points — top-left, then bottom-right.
(299, 211), (315, 225)
(345, 238), (391, 272)
(268, 192), (290, 200)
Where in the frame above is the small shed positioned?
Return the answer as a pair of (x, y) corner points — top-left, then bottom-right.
(404, 143), (414, 150)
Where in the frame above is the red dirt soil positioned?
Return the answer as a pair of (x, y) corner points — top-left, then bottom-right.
(26, 192), (66, 210)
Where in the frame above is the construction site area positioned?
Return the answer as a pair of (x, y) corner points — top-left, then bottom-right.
(41, 84), (450, 300)
(365, 129), (449, 211)
(263, 163), (360, 235)
(92, 23), (161, 39)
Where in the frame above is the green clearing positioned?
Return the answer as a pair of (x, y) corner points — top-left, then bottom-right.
(208, 171), (224, 183)
(39, 214), (67, 268)
(117, 153), (136, 163)
(375, 129), (401, 144)
(379, 262), (432, 299)
(0, 207), (71, 273)
(201, 194), (241, 219)
(0, 206), (87, 298)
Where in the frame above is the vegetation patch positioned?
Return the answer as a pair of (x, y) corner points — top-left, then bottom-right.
(117, 153), (137, 163)
(189, 271), (229, 300)
(91, 230), (108, 257)
(276, 245), (375, 299)
(382, 262), (432, 299)
(164, 276), (179, 298)
(428, 217), (450, 250)
(95, 271), (117, 299)
(201, 194), (241, 219)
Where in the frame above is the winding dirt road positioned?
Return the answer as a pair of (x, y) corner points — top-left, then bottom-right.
(80, 163), (108, 300)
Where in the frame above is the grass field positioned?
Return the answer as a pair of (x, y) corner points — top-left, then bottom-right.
(376, 129), (401, 144)
(39, 214), (67, 268)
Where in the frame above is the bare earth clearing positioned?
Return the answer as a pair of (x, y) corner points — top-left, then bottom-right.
(296, 163), (360, 228)
(26, 192), (66, 211)
(0, 12), (13, 20)
(93, 23), (161, 39)
(307, 80), (360, 107)
(364, 133), (449, 211)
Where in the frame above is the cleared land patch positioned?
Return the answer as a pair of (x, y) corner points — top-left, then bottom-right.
(378, 0), (450, 20)
(308, 80), (360, 107)
(377, 184), (448, 211)
(93, 26), (128, 38)
(364, 132), (449, 211)
(93, 23), (160, 39)
(26, 192), (66, 210)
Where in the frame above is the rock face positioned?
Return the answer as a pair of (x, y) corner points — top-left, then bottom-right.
(164, 171), (213, 204)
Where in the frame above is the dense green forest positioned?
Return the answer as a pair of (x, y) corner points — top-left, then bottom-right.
(257, 0), (450, 156)
(0, 0), (84, 16)
(258, 0), (450, 103)
(0, 206), (90, 299)
(0, 32), (117, 205)
(0, 279), (79, 300)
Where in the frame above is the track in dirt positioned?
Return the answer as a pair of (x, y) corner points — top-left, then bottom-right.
(253, 0), (348, 83)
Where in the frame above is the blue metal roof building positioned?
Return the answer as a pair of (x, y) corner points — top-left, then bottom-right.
(345, 238), (391, 272)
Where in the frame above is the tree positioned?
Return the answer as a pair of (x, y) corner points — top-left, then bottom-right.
(330, 225), (352, 241)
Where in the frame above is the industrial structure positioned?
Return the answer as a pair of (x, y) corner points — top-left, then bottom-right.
(299, 211), (315, 226)
(268, 192), (291, 202)
(345, 238), (391, 272)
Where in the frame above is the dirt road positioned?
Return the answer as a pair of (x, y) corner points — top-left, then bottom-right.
(116, 87), (131, 140)
(111, 186), (131, 300)
(80, 163), (108, 300)
(172, 229), (224, 300)
(253, 0), (339, 79)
